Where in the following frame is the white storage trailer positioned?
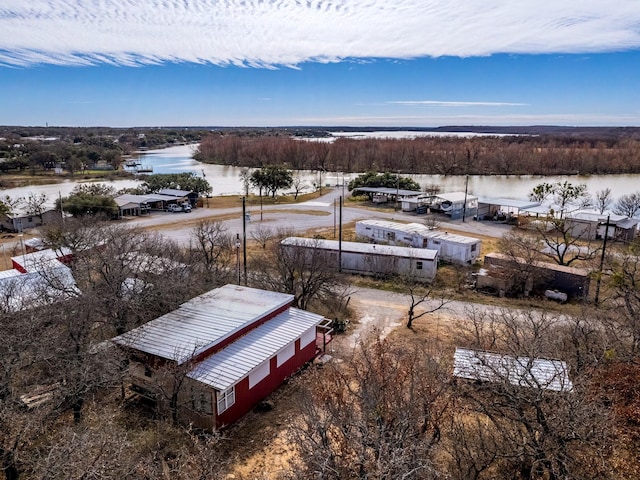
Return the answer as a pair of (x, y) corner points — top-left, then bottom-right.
(355, 219), (481, 265)
(281, 237), (438, 281)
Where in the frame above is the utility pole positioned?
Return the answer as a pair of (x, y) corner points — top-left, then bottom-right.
(462, 174), (469, 222)
(338, 196), (343, 272)
(242, 196), (247, 285)
(594, 215), (611, 306)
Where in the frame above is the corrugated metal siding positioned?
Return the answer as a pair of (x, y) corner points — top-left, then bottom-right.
(187, 308), (323, 391)
(453, 347), (573, 392)
(113, 285), (294, 363)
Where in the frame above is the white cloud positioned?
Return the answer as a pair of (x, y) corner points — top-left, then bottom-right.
(1, 1), (639, 67)
(389, 101), (528, 107)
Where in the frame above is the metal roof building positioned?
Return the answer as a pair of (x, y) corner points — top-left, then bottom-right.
(114, 284), (296, 364)
(112, 284), (328, 430)
(453, 347), (573, 392)
(0, 266), (79, 312)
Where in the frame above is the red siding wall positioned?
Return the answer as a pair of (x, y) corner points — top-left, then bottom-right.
(216, 335), (317, 428)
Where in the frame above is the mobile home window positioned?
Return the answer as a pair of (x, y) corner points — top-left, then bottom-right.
(416, 261), (423, 270)
(277, 343), (295, 367)
(249, 360), (270, 389)
(217, 386), (235, 414)
(471, 244), (477, 252)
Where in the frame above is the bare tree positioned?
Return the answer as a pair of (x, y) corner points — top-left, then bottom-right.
(288, 334), (448, 480)
(250, 224), (274, 249)
(290, 173), (307, 200)
(593, 188), (613, 214)
(189, 219), (235, 286)
(252, 235), (341, 310)
(452, 308), (611, 480)
(238, 167), (252, 197)
(23, 193), (49, 223)
(399, 263), (449, 328)
(613, 191), (640, 218)
(535, 216), (600, 266)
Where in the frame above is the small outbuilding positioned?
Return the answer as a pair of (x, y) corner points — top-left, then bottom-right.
(564, 211), (639, 243)
(453, 347), (573, 392)
(281, 236), (438, 281)
(431, 192), (478, 220)
(355, 219), (481, 265)
(480, 252), (590, 298)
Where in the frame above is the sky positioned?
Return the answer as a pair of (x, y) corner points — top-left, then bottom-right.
(1, 1), (639, 128)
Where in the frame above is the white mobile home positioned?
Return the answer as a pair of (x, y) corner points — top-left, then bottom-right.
(355, 219), (481, 265)
(281, 237), (438, 281)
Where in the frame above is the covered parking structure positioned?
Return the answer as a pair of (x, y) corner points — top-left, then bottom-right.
(476, 197), (541, 222)
(351, 187), (422, 205)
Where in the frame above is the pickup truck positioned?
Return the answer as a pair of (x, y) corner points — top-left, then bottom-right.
(168, 203), (192, 213)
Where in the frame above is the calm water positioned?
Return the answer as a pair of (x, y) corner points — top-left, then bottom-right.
(3, 143), (640, 208)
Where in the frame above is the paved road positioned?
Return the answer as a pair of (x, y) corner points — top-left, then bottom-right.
(126, 188), (514, 245)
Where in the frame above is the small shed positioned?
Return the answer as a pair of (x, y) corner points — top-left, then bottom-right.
(281, 236), (438, 281)
(114, 194), (152, 217)
(355, 219), (481, 265)
(453, 347), (573, 392)
(565, 211), (639, 242)
(0, 208), (60, 233)
(482, 252), (590, 298)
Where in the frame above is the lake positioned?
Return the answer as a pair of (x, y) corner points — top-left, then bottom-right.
(2, 143), (640, 208)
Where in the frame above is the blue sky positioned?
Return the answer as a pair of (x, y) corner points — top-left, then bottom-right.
(1, 1), (639, 128)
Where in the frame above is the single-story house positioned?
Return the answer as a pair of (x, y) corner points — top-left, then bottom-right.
(355, 219), (481, 265)
(476, 197), (541, 221)
(281, 236), (438, 281)
(453, 347), (573, 392)
(114, 194), (152, 217)
(479, 252), (590, 298)
(112, 284), (332, 430)
(564, 211), (639, 243)
(0, 208), (60, 233)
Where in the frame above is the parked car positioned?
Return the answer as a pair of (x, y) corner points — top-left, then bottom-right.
(167, 203), (191, 213)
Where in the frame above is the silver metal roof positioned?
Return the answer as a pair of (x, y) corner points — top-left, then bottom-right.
(477, 197), (540, 209)
(0, 266), (79, 312)
(351, 186), (423, 197)
(113, 285), (295, 364)
(11, 248), (72, 273)
(0, 269), (22, 279)
(357, 219), (481, 245)
(157, 188), (193, 197)
(281, 237), (438, 260)
(453, 347), (573, 392)
(435, 191), (478, 203)
(187, 307), (323, 391)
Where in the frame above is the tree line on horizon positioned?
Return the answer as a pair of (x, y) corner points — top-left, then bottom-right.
(195, 134), (640, 176)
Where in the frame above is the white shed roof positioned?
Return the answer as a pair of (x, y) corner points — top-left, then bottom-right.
(11, 248), (72, 273)
(113, 285), (294, 364)
(453, 347), (573, 392)
(188, 307), (323, 391)
(0, 269), (22, 279)
(282, 237), (438, 261)
(114, 194), (153, 207)
(0, 266), (79, 312)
